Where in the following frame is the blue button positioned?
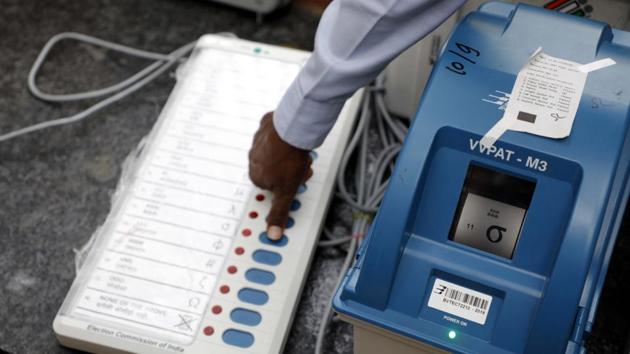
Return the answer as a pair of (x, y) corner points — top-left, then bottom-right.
(238, 288), (269, 305)
(310, 151), (318, 160)
(285, 217), (295, 229)
(259, 232), (288, 247)
(297, 184), (307, 194)
(245, 268), (275, 285)
(230, 308), (262, 326)
(222, 329), (254, 348)
(253, 250), (282, 266)
(290, 199), (301, 211)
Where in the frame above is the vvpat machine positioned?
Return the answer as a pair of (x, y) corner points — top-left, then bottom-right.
(334, 2), (630, 353)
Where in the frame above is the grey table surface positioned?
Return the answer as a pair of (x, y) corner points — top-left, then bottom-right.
(0, 1), (628, 354)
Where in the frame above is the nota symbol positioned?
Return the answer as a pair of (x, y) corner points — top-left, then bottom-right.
(486, 225), (506, 243)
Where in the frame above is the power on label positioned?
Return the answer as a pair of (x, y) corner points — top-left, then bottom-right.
(428, 278), (493, 325)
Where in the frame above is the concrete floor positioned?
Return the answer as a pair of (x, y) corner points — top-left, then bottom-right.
(0, 1), (628, 353)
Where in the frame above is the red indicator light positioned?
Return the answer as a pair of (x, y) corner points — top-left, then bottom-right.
(203, 326), (214, 336)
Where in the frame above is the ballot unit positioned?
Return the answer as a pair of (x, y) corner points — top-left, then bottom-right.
(54, 35), (361, 354)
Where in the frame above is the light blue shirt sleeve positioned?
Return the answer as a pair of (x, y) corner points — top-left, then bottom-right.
(273, 0), (467, 150)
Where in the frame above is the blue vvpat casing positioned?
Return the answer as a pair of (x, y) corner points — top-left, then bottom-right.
(333, 2), (630, 353)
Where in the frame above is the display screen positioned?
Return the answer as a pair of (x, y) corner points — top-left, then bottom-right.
(449, 164), (536, 259)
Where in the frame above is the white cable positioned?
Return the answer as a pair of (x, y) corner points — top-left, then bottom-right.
(315, 224), (361, 354)
(28, 33), (176, 102)
(318, 236), (353, 247)
(2, 32), (234, 143)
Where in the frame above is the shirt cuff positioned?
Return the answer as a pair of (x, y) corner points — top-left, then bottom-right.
(273, 80), (346, 150)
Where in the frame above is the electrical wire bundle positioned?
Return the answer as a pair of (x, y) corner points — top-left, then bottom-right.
(315, 75), (409, 354)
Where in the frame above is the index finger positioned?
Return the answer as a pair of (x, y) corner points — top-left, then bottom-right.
(265, 192), (295, 241)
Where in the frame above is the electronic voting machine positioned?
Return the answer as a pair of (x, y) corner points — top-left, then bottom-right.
(53, 35), (361, 353)
(334, 2), (630, 354)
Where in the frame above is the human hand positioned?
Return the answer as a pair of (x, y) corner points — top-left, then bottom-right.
(248, 112), (313, 240)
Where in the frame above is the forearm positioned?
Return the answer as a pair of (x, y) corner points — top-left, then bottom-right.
(274, 0), (466, 150)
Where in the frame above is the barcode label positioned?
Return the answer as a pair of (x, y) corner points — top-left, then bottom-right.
(444, 288), (489, 310)
(427, 278), (493, 325)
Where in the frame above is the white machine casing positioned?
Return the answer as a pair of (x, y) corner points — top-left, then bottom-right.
(53, 35), (362, 354)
